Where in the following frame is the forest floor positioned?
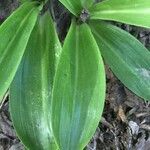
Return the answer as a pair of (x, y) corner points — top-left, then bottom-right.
(0, 0), (150, 150)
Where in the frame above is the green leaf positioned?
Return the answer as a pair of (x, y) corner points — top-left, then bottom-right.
(52, 21), (106, 150)
(0, 2), (40, 101)
(10, 12), (62, 149)
(59, 0), (81, 16)
(89, 21), (150, 100)
(89, 0), (150, 28)
(81, 0), (94, 8)
(59, 0), (94, 16)
(19, 0), (27, 3)
(20, 0), (47, 4)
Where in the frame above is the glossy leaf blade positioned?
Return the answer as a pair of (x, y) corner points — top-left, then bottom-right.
(89, 0), (150, 28)
(90, 21), (150, 100)
(52, 21), (106, 150)
(0, 2), (40, 101)
(10, 12), (62, 150)
(20, 0), (47, 4)
(81, 0), (94, 9)
(59, 0), (94, 16)
(59, 0), (82, 16)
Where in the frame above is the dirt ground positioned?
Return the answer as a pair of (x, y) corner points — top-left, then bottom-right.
(0, 0), (150, 150)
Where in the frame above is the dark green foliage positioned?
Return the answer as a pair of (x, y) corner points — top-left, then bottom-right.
(0, 0), (150, 149)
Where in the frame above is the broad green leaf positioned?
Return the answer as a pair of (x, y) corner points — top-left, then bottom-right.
(81, 0), (94, 8)
(20, 0), (47, 4)
(20, 0), (28, 3)
(52, 21), (106, 150)
(89, 21), (150, 100)
(59, 0), (94, 16)
(0, 2), (41, 101)
(89, 0), (150, 28)
(59, 0), (82, 16)
(10, 12), (62, 150)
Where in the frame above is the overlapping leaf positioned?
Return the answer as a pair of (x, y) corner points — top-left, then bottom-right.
(20, 0), (47, 4)
(89, 0), (150, 28)
(52, 21), (106, 150)
(0, 2), (40, 101)
(10, 12), (62, 150)
(81, 0), (94, 9)
(90, 21), (150, 100)
(59, 0), (94, 16)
